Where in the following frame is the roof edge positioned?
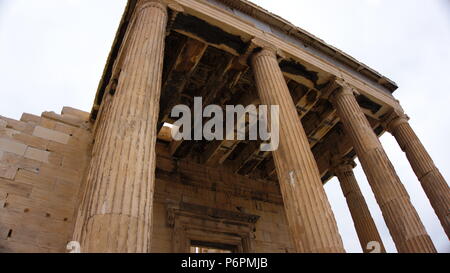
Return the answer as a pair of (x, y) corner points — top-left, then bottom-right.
(217, 0), (398, 92)
(90, 0), (399, 120)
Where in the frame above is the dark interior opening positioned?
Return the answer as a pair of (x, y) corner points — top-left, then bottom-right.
(190, 240), (236, 253)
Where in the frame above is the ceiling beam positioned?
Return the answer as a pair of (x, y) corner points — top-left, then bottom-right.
(159, 37), (208, 127)
(231, 84), (323, 175)
(169, 54), (239, 157)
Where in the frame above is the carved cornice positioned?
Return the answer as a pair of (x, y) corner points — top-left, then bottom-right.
(166, 3), (184, 35)
(167, 2), (184, 13)
(166, 200), (260, 228)
(251, 38), (277, 53)
(216, 0), (398, 93)
(166, 201), (260, 226)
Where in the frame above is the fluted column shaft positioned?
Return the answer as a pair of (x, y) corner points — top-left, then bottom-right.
(77, 0), (167, 252)
(332, 86), (436, 253)
(387, 113), (450, 239)
(252, 48), (345, 253)
(334, 163), (386, 253)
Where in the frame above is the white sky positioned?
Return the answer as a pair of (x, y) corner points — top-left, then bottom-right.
(0, 0), (449, 252)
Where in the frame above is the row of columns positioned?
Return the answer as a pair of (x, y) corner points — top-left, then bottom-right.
(331, 84), (436, 252)
(385, 109), (450, 239)
(75, 0), (448, 252)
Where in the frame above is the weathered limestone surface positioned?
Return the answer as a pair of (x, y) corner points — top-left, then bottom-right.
(332, 84), (436, 253)
(151, 144), (295, 252)
(386, 110), (450, 239)
(0, 109), (296, 253)
(251, 47), (345, 253)
(0, 109), (92, 253)
(333, 162), (386, 253)
(74, 0), (168, 252)
(2, 0), (447, 254)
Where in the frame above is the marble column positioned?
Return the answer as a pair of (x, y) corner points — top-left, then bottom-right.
(385, 108), (450, 239)
(331, 82), (436, 253)
(251, 46), (345, 253)
(333, 161), (386, 253)
(77, 0), (167, 252)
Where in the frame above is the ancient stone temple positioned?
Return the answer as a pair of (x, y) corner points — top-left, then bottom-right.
(0, 0), (448, 253)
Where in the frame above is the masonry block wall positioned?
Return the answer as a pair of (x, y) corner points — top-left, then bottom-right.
(151, 144), (295, 253)
(0, 107), (92, 252)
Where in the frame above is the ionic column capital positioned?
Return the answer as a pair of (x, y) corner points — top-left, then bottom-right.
(330, 156), (356, 176)
(136, 0), (168, 15)
(252, 47), (277, 60)
(382, 107), (410, 133)
(249, 37), (285, 65)
(327, 79), (360, 105)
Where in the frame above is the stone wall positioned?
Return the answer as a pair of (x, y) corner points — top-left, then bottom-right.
(0, 107), (92, 252)
(151, 145), (294, 252)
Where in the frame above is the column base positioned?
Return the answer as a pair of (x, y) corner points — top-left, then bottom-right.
(381, 198), (436, 253)
(397, 234), (437, 253)
(81, 214), (150, 253)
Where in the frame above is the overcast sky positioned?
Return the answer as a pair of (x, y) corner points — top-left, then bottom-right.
(0, 0), (449, 252)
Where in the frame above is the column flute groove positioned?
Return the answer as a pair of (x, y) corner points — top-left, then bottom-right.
(386, 110), (450, 239)
(74, 0), (167, 252)
(252, 47), (345, 253)
(331, 83), (436, 253)
(333, 161), (386, 253)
